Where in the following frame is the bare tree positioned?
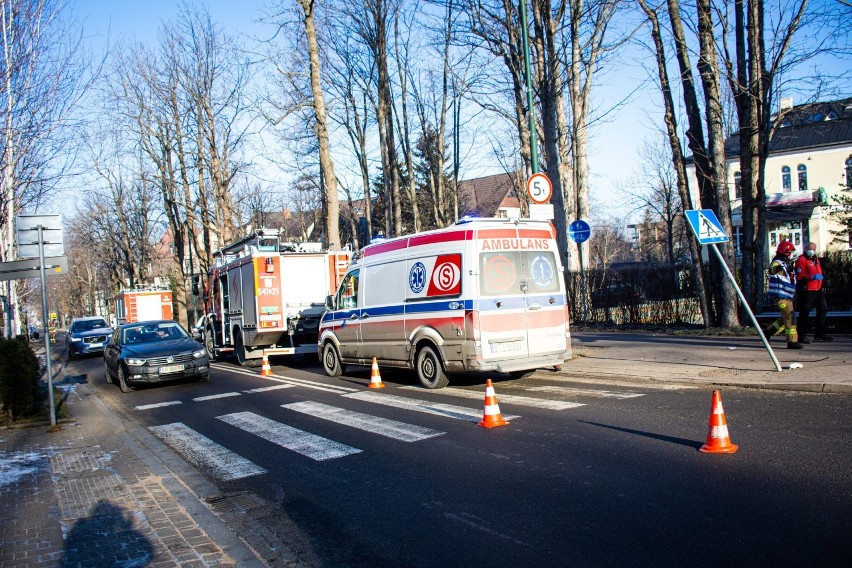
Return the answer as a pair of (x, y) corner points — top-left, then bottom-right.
(635, 0), (711, 327)
(0, 0), (94, 336)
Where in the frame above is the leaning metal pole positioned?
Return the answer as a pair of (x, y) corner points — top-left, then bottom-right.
(709, 243), (782, 372)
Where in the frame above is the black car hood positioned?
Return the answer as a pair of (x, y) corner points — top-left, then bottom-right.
(122, 338), (203, 358)
(71, 327), (112, 339)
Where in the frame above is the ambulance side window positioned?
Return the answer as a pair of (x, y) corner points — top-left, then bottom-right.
(338, 270), (359, 309)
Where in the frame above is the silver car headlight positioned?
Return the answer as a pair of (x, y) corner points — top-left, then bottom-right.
(193, 349), (206, 359)
(125, 358), (146, 366)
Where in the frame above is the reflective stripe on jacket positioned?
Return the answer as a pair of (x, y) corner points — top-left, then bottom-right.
(794, 255), (823, 291)
(768, 259), (796, 299)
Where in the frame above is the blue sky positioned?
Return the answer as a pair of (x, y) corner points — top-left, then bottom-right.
(71, 0), (850, 225)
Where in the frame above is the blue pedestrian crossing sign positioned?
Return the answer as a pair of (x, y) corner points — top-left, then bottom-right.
(685, 209), (729, 244)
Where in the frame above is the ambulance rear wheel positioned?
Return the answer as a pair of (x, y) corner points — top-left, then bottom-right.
(416, 345), (449, 389)
(322, 342), (345, 377)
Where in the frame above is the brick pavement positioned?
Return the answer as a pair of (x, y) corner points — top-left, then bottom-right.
(0, 389), (242, 568)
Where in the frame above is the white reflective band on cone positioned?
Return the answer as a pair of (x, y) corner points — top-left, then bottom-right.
(710, 425), (729, 438)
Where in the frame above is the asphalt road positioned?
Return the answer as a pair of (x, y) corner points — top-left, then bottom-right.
(63, 348), (852, 568)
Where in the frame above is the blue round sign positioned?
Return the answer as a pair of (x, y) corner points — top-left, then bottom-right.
(408, 262), (427, 293)
(568, 219), (591, 243)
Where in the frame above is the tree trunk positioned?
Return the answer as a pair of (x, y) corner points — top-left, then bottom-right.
(300, 0), (341, 249)
(697, 0), (739, 328)
(637, 0), (710, 327)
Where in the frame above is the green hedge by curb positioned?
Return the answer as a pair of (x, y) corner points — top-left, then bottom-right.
(0, 337), (41, 420)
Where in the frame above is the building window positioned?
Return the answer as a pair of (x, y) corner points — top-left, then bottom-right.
(781, 166), (791, 191)
(797, 164), (808, 191)
(846, 157), (852, 189)
(732, 226), (743, 257)
(734, 171), (742, 199)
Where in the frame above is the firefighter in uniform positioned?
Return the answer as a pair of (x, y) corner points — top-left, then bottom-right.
(763, 241), (803, 349)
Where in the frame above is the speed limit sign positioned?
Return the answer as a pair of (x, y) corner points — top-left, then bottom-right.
(526, 173), (552, 204)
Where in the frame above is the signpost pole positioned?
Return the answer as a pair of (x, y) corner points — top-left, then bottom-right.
(37, 225), (57, 426)
(708, 243), (781, 372)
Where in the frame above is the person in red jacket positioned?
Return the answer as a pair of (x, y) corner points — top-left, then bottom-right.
(795, 242), (833, 342)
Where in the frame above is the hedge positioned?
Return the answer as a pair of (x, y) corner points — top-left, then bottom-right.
(0, 337), (41, 420)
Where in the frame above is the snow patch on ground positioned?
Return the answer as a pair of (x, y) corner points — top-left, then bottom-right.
(0, 450), (51, 488)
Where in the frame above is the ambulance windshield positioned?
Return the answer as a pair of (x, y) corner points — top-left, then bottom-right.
(479, 251), (560, 296)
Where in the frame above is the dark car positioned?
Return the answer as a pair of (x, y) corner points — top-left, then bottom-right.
(66, 316), (113, 359)
(591, 283), (647, 309)
(104, 320), (209, 392)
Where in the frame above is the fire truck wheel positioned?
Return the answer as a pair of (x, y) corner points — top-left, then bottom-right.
(416, 345), (449, 389)
(235, 333), (249, 367)
(204, 332), (217, 362)
(118, 367), (133, 393)
(322, 342), (345, 377)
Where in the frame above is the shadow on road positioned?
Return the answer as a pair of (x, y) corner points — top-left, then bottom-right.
(62, 499), (154, 567)
(580, 420), (703, 450)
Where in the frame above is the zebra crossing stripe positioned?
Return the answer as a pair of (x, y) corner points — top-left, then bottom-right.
(217, 411), (361, 461)
(193, 392), (241, 402)
(343, 391), (520, 421)
(399, 386), (585, 410)
(244, 384), (296, 393)
(148, 422), (266, 481)
(282, 401), (444, 442)
(135, 401), (182, 410)
(210, 363), (357, 394)
(527, 386), (645, 399)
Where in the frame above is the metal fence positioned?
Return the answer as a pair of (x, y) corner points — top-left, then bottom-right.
(566, 249), (851, 327)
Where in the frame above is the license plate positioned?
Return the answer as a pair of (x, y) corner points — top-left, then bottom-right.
(88, 343), (102, 348)
(159, 364), (185, 374)
(491, 340), (523, 353)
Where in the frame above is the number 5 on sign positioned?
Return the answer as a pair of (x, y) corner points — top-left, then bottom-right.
(526, 173), (553, 204)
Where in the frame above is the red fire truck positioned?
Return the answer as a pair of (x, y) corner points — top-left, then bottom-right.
(114, 287), (173, 325)
(202, 229), (350, 366)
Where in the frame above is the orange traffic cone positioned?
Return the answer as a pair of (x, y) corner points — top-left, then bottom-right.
(260, 354), (273, 377)
(699, 390), (738, 453)
(478, 379), (508, 428)
(368, 357), (385, 388)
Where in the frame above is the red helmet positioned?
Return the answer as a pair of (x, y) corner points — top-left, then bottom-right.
(776, 241), (796, 256)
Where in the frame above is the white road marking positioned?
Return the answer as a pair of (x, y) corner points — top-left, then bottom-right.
(193, 392), (241, 402)
(343, 391), (520, 421)
(135, 401), (183, 410)
(217, 411), (361, 461)
(282, 401), (444, 442)
(526, 386), (645, 399)
(148, 422), (266, 481)
(399, 386), (585, 410)
(244, 384), (296, 393)
(210, 363), (357, 394)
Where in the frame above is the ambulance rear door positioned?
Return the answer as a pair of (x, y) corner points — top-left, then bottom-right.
(476, 225), (567, 365)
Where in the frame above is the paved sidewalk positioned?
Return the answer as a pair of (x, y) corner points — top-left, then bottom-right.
(564, 331), (852, 394)
(0, 376), (271, 568)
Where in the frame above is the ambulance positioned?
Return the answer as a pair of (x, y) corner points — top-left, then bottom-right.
(318, 217), (572, 388)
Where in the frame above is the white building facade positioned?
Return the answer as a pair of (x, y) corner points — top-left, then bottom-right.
(687, 97), (852, 258)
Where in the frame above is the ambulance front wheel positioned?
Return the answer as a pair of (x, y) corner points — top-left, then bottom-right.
(322, 342), (345, 377)
(416, 345), (449, 389)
